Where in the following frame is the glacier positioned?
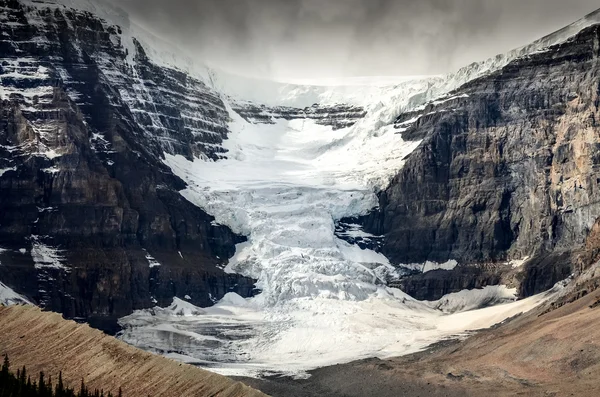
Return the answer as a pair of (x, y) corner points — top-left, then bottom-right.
(116, 2), (600, 378)
(119, 78), (554, 377)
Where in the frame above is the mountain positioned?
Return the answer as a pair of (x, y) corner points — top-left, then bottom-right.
(0, 0), (256, 332)
(2, 0), (600, 380)
(357, 10), (600, 300)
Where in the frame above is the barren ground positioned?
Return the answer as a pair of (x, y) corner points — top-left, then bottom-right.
(0, 305), (268, 397)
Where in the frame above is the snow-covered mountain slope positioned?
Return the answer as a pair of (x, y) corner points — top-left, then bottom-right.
(3, 0), (599, 379)
(0, 281), (31, 306)
(0, 0), (256, 332)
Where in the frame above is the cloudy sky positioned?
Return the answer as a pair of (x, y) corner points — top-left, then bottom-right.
(114, 0), (599, 81)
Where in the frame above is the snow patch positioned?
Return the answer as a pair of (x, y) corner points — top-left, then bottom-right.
(31, 237), (68, 271)
(166, 298), (206, 317)
(400, 260), (459, 274)
(0, 281), (31, 306)
(42, 166), (60, 174)
(0, 167), (16, 177)
(426, 286), (518, 314)
(510, 256), (530, 268)
(144, 251), (161, 268)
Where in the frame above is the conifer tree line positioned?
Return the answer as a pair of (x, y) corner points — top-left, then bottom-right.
(0, 355), (123, 397)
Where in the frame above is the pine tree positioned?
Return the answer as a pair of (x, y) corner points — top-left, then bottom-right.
(47, 375), (53, 397)
(20, 367), (27, 387)
(0, 362), (127, 397)
(56, 371), (65, 397)
(79, 379), (87, 397)
(38, 371), (46, 396)
(1, 354), (9, 375)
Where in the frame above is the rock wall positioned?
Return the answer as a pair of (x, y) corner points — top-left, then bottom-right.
(0, 0), (255, 332)
(363, 25), (600, 299)
(233, 101), (367, 130)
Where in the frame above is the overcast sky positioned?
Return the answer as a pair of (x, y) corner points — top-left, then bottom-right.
(114, 0), (600, 81)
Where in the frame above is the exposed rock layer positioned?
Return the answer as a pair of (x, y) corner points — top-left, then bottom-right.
(0, 305), (269, 397)
(0, 0), (255, 332)
(361, 25), (600, 299)
(232, 101), (367, 130)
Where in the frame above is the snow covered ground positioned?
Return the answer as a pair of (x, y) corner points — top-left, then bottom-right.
(120, 288), (551, 378)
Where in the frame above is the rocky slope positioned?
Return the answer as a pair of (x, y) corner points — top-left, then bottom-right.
(358, 23), (600, 300)
(0, 305), (269, 397)
(0, 0), (255, 332)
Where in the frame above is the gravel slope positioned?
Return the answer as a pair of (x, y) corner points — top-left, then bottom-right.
(0, 305), (268, 397)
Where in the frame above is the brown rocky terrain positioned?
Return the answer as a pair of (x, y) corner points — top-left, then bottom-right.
(0, 304), (268, 397)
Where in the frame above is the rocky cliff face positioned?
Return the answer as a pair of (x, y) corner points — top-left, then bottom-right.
(0, 0), (255, 332)
(361, 25), (600, 300)
(232, 101), (367, 130)
(2, 0), (600, 325)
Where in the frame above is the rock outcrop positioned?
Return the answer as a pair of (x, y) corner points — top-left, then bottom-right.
(232, 101), (367, 130)
(0, 0), (255, 332)
(362, 25), (600, 300)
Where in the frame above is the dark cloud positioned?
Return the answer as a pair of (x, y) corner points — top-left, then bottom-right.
(113, 0), (600, 80)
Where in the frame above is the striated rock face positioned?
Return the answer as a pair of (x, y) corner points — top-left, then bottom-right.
(232, 101), (367, 130)
(390, 264), (510, 301)
(0, 0), (255, 332)
(362, 25), (600, 300)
